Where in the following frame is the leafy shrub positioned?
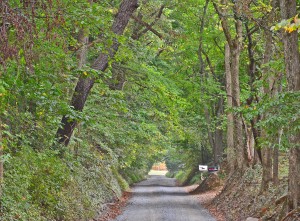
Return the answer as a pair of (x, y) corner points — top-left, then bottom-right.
(1, 145), (128, 221)
(190, 173), (202, 184)
(2, 147), (70, 221)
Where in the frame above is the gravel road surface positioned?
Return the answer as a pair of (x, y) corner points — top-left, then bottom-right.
(113, 175), (216, 221)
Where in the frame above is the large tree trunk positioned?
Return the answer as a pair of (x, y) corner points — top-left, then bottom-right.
(231, 40), (245, 171)
(244, 24), (257, 165)
(225, 43), (235, 173)
(280, 0), (300, 210)
(214, 0), (247, 173)
(231, 2), (245, 171)
(260, 30), (274, 192)
(55, 0), (139, 146)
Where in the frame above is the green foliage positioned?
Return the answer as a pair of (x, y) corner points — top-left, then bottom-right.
(174, 170), (186, 182)
(2, 147), (69, 220)
(1, 144), (128, 220)
(174, 168), (199, 186)
(190, 173), (202, 185)
(3, 0), (299, 219)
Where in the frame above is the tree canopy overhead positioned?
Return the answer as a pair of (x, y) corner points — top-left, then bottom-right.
(1, 0), (300, 220)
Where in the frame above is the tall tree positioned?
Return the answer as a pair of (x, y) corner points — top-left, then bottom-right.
(260, 30), (274, 191)
(225, 43), (235, 172)
(56, 0), (139, 146)
(279, 0), (300, 210)
(214, 0), (247, 172)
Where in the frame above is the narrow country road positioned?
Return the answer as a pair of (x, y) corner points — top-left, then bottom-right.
(113, 175), (216, 221)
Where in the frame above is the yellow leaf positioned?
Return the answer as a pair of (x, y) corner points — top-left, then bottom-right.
(83, 71), (88, 76)
(284, 26), (295, 33)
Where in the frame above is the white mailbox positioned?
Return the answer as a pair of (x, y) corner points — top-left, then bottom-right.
(199, 165), (208, 172)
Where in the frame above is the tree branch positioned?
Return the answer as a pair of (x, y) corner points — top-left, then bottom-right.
(135, 5), (165, 39)
(131, 15), (163, 39)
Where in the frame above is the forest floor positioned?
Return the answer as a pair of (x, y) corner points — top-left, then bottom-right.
(188, 165), (297, 221)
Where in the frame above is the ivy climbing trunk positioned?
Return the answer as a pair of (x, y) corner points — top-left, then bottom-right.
(280, 0), (300, 210)
(55, 0), (139, 146)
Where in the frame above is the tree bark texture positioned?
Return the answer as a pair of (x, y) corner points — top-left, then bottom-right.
(225, 43), (235, 173)
(260, 30), (274, 192)
(244, 23), (259, 165)
(280, 0), (300, 210)
(56, 0), (139, 146)
(231, 39), (245, 171)
(273, 135), (280, 186)
(231, 2), (245, 171)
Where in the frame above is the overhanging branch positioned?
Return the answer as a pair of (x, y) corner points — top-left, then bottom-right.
(131, 15), (163, 39)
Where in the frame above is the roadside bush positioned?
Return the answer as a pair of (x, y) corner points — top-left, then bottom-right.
(190, 173), (202, 184)
(1, 145), (127, 221)
(2, 146), (70, 221)
(165, 171), (175, 178)
(175, 170), (185, 183)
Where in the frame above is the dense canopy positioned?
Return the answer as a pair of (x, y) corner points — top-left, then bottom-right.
(0, 0), (300, 220)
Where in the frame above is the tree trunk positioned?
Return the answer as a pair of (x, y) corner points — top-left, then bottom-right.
(231, 39), (245, 171)
(261, 147), (272, 191)
(55, 0), (139, 146)
(244, 120), (255, 163)
(225, 43), (235, 173)
(244, 23), (258, 165)
(215, 97), (224, 164)
(280, 0), (300, 210)
(214, 0), (247, 172)
(273, 89), (283, 186)
(273, 141), (279, 186)
(260, 29), (274, 192)
(230, 2), (245, 171)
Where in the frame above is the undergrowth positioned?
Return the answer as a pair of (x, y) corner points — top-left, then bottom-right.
(212, 165), (289, 221)
(1, 145), (146, 221)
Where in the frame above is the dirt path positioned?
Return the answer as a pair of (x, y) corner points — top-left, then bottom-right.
(112, 175), (216, 221)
